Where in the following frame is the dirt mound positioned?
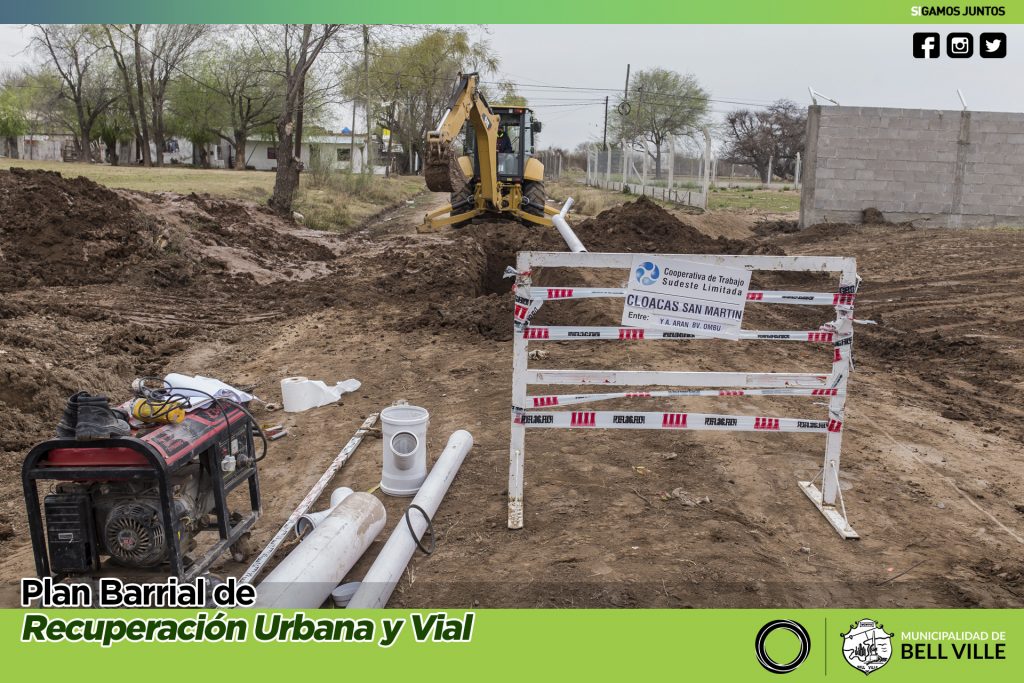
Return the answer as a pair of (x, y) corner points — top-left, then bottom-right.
(364, 224), (542, 341)
(862, 207), (887, 224)
(0, 169), (346, 292)
(751, 219), (800, 237)
(174, 193), (338, 267)
(381, 198), (785, 341)
(0, 171), (350, 474)
(574, 196), (783, 255)
(0, 168), (210, 290)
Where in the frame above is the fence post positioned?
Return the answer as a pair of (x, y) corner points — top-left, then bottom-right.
(766, 156), (773, 188)
(701, 126), (712, 209)
(621, 140), (627, 192)
(668, 137), (675, 193)
(795, 152), (801, 190)
(605, 144), (612, 189)
(640, 143), (648, 196)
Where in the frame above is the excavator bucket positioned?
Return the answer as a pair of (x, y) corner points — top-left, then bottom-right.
(424, 141), (468, 193)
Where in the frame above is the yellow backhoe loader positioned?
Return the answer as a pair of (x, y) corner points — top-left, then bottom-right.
(421, 72), (559, 231)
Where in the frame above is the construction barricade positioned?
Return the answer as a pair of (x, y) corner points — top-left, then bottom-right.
(507, 251), (860, 539)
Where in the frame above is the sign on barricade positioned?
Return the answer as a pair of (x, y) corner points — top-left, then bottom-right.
(622, 255), (751, 339)
(507, 251), (860, 539)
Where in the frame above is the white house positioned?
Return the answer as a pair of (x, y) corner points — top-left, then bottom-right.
(114, 138), (230, 168)
(7, 129), (387, 174)
(247, 133), (372, 173)
(10, 133), (77, 161)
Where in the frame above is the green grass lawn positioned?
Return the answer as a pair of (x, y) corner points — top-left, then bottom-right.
(707, 187), (800, 212)
(548, 179), (801, 215)
(0, 159), (426, 230)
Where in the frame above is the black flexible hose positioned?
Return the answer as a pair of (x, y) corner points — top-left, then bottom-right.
(404, 503), (435, 555)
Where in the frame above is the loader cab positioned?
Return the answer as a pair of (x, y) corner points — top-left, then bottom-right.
(464, 107), (540, 181)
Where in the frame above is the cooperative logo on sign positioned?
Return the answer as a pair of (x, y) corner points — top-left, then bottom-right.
(635, 261), (660, 286)
(841, 619), (893, 675)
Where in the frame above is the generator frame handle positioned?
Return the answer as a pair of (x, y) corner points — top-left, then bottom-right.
(22, 434), (259, 581)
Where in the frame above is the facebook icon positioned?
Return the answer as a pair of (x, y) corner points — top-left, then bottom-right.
(913, 32), (941, 58)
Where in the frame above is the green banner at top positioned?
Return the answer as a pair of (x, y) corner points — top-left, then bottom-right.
(2, 0), (1022, 24)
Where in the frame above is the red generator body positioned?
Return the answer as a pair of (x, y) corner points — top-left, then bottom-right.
(22, 405), (262, 580)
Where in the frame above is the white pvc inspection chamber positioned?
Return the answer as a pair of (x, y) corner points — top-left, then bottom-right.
(380, 405), (429, 496)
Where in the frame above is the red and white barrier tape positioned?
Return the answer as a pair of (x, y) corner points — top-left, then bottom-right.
(521, 287), (856, 307)
(520, 326), (836, 342)
(526, 369), (833, 388)
(513, 409), (843, 433)
(528, 387), (843, 407)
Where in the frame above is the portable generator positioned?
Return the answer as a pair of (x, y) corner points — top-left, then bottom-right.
(23, 403), (263, 581)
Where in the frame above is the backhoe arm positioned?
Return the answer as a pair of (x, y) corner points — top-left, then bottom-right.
(424, 73), (499, 206)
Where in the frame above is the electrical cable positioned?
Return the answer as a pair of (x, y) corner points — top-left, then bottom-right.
(134, 377), (269, 463)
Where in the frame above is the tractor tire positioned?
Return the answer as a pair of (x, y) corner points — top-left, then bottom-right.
(521, 181), (546, 218)
(449, 184), (475, 228)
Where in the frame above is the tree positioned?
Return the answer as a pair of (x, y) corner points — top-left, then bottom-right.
(0, 80), (29, 158)
(133, 24), (211, 166)
(166, 71), (225, 168)
(101, 24), (149, 165)
(93, 103), (134, 164)
(30, 24), (119, 162)
(252, 24), (343, 215)
(495, 79), (527, 107)
(611, 68), (709, 179)
(10, 68), (74, 149)
(723, 99), (807, 183)
(350, 28), (498, 175)
(204, 34), (283, 169)
(130, 24), (152, 165)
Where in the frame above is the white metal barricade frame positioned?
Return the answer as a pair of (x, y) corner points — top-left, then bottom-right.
(507, 251), (860, 539)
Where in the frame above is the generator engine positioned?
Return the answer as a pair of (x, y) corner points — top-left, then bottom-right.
(24, 403), (263, 580)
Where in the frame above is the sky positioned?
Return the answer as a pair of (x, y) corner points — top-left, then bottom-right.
(3, 23), (1022, 150)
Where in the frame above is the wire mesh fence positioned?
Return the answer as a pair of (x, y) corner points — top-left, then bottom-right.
(583, 142), (800, 207)
(584, 145), (710, 209)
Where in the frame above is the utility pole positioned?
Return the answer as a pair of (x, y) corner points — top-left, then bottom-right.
(602, 96), (609, 150)
(623, 64), (630, 102)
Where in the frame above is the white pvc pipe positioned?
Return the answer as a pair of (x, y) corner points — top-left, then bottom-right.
(241, 413), (378, 585)
(294, 487), (354, 538)
(552, 197), (587, 253)
(254, 492), (386, 608)
(347, 430), (473, 609)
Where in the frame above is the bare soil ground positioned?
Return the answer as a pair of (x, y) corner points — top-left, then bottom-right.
(1, 169), (1022, 608)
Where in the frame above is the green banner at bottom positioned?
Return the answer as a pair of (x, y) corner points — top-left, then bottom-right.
(4, 608), (1021, 681)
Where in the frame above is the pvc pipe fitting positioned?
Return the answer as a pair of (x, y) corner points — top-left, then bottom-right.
(254, 492), (386, 608)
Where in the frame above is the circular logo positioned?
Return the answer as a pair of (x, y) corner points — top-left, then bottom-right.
(755, 620), (811, 674)
(635, 261), (660, 286)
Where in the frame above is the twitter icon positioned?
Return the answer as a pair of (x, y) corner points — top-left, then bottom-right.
(980, 32), (1007, 58)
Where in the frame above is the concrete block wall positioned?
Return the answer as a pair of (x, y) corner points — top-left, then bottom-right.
(799, 105), (1024, 228)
